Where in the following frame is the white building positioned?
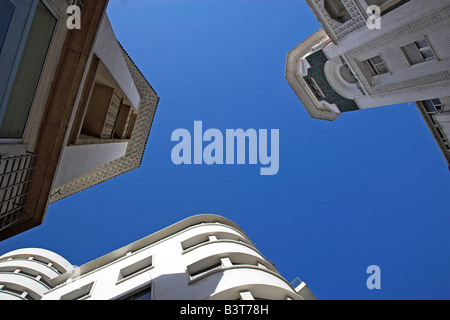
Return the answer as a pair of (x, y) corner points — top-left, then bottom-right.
(0, 215), (316, 300)
(285, 0), (450, 167)
(0, 0), (160, 240)
(0, 248), (73, 300)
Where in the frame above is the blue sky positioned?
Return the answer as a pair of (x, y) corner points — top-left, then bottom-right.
(1, 0), (450, 300)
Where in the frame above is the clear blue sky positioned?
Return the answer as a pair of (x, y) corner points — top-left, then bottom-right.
(1, 0), (450, 300)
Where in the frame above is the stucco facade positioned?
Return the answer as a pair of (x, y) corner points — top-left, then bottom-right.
(285, 0), (450, 168)
(0, 215), (315, 300)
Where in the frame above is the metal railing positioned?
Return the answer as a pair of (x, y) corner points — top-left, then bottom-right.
(0, 153), (38, 232)
(65, 0), (85, 9)
(290, 277), (303, 290)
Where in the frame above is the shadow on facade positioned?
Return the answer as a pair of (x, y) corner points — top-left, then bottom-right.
(151, 271), (224, 300)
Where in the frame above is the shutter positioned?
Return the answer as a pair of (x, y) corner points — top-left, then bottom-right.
(402, 43), (423, 65)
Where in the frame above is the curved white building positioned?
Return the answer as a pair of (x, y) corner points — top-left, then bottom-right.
(0, 215), (315, 300)
(0, 248), (73, 300)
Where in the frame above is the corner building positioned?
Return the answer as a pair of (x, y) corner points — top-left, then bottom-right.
(0, 0), (159, 240)
(285, 0), (450, 168)
(0, 215), (316, 300)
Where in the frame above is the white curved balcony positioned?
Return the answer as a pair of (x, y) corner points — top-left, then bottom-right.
(183, 240), (268, 267)
(0, 248), (73, 274)
(0, 292), (24, 300)
(181, 223), (250, 244)
(0, 273), (49, 299)
(188, 266), (300, 300)
(0, 259), (60, 282)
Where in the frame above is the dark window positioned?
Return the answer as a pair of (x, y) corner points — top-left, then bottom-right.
(0, 1), (15, 53)
(0, 0), (57, 139)
(124, 286), (152, 300)
(190, 262), (222, 278)
(365, 55), (389, 76)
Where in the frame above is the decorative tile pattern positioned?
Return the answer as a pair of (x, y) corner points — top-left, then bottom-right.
(49, 44), (160, 203)
(304, 50), (359, 112)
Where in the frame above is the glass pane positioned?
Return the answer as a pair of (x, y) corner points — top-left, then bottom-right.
(431, 99), (442, 106)
(421, 49), (434, 60)
(0, 1), (15, 53)
(0, 1), (56, 139)
(134, 288), (152, 300)
(370, 55), (383, 65)
(415, 39), (428, 49)
(423, 100), (437, 113)
(376, 64), (388, 74)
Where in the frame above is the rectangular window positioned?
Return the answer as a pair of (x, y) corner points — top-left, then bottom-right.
(305, 77), (325, 100)
(73, 59), (138, 144)
(60, 282), (94, 300)
(123, 286), (152, 300)
(117, 256), (153, 283)
(0, 1), (15, 53)
(365, 55), (389, 76)
(0, 0), (57, 139)
(181, 234), (210, 251)
(421, 99), (442, 114)
(189, 262), (222, 279)
(401, 38), (436, 65)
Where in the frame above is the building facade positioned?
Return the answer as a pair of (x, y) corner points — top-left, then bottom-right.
(285, 0), (450, 167)
(0, 0), (159, 240)
(0, 215), (316, 300)
(0, 248), (73, 300)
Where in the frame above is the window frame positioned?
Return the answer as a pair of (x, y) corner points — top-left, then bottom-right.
(68, 56), (138, 146)
(0, 0), (59, 142)
(365, 55), (390, 76)
(401, 37), (437, 65)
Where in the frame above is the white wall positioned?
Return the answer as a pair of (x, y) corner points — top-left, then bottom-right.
(52, 141), (128, 189)
(41, 221), (303, 300)
(93, 15), (140, 110)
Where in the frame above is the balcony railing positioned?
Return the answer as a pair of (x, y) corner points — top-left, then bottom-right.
(0, 153), (38, 232)
(65, 0), (85, 9)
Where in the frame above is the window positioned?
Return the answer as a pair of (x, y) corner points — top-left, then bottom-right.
(189, 261), (222, 279)
(0, 0), (57, 139)
(181, 234), (210, 251)
(60, 282), (94, 300)
(401, 38), (436, 65)
(117, 256), (153, 283)
(305, 77), (325, 100)
(365, 55), (389, 76)
(324, 0), (351, 23)
(0, 284), (35, 300)
(0, 1), (15, 53)
(181, 232), (251, 252)
(123, 286), (152, 300)
(71, 58), (138, 144)
(187, 254), (271, 282)
(421, 99), (442, 114)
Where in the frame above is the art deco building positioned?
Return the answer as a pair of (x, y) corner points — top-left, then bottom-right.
(0, 0), (159, 240)
(285, 0), (450, 168)
(0, 215), (316, 300)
